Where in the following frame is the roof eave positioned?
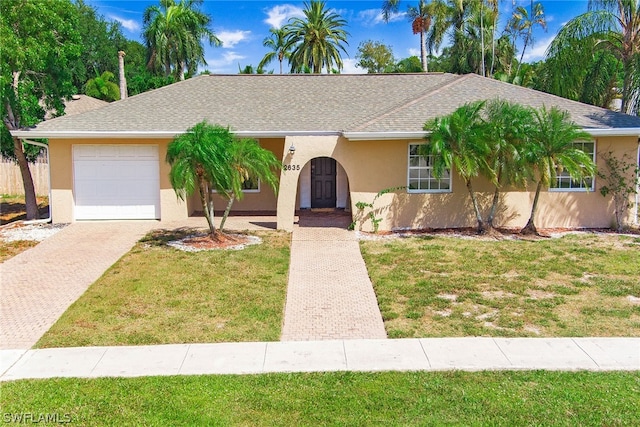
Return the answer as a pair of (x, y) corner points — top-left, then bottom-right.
(343, 131), (428, 141)
(10, 130), (342, 139)
(584, 128), (640, 137)
(11, 128), (640, 141)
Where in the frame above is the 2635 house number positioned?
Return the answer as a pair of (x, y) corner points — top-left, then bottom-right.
(282, 164), (301, 171)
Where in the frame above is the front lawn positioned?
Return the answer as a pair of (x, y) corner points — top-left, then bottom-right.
(36, 229), (290, 347)
(1, 371), (638, 425)
(361, 233), (640, 338)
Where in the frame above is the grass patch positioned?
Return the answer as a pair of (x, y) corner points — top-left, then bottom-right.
(1, 371), (638, 425)
(361, 233), (640, 337)
(0, 239), (38, 263)
(36, 230), (290, 347)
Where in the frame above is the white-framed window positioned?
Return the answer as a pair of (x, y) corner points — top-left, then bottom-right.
(212, 175), (260, 194)
(550, 141), (595, 191)
(407, 143), (451, 193)
(241, 175), (260, 193)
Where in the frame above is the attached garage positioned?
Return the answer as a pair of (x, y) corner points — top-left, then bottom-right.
(73, 144), (160, 220)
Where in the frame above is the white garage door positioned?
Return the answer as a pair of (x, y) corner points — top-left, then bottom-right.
(73, 145), (160, 220)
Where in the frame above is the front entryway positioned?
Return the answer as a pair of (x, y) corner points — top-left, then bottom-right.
(311, 157), (336, 208)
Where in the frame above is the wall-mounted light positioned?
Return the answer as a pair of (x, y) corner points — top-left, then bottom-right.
(288, 144), (296, 155)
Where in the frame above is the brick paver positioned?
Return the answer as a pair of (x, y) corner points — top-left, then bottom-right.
(0, 222), (156, 349)
(281, 212), (387, 341)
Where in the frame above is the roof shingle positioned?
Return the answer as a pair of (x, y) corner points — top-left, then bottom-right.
(25, 73), (640, 135)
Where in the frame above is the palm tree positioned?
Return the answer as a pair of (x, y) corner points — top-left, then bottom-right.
(522, 107), (596, 235)
(259, 28), (290, 74)
(143, 0), (221, 81)
(85, 71), (120, 102)
(427, 0), (480, 75)
(283, 1), (349, 73)
(484, 100), (534, 228)
(219, 139), (281, 231)
(166, 121), (236, 237)
(508, 1), (546, 80)
(422, 101), (492, 233)
(382, 0), (434, 72)
(546, 0), (640, 115)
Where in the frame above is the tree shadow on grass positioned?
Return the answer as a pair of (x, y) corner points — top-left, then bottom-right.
(139, 228), (202, 247)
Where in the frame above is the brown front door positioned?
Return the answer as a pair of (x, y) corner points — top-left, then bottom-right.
(311, 157), (336, 208)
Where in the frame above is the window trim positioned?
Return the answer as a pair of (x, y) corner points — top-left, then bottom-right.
(549, 140), (596, 192)
(407, 143), (452, 194)
(211, 178), (261, 194)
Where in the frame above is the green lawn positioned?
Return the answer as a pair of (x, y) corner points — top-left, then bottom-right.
(36, 229), (290, 347)
(2, 371), (638, 425)
(361, 233), (640, 338)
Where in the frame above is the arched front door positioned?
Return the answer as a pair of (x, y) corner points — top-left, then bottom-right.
(311, 157), (336, 208)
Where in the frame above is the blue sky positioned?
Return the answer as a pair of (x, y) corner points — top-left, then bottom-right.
(87, 0), (590, 74)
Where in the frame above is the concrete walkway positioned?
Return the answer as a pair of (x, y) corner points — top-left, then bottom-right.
(1, 338), (638, 381)
(280, 213), (386, 340)
(0, 222), (156, 349)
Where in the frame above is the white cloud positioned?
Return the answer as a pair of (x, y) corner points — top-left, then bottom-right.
(107, 14), (140, 32)
(217, 30), (251, 48)
(264, 4), (304, 28)
(358, 8), (404, 26)
(342, 58), (366, 74)
(521, 36), (554, 62)
(207, 51), (246, 72)
(408, 48), (420, 57)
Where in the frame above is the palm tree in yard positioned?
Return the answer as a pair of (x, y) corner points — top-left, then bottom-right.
(382, 0), (434, 72)
(422, 101), (493, 233)
(259, 28), (290, 74)
(143, 0), (221, 81)
(166, 121), (236, 237)
(284, 1), (349, 73)
(484, 100), (534, 228)
(521, 107), (596, 235)
(546, 0), (640, 115)
(219, 139), (281, 232)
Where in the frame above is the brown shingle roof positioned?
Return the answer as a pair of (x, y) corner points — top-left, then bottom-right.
(23, 73), (640, 135)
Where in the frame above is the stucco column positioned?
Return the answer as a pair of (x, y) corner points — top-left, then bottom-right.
(276, 136), (301, 231)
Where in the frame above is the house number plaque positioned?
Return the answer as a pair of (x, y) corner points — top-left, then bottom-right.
(282, 164), (300, 171)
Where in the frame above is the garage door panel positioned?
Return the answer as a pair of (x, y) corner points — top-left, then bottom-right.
(73, 144), (160, 220)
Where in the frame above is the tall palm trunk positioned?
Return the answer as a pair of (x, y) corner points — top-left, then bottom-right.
(118, 51), (127, 100)
(420, 30), (428, 72)
(522, 179), (543, 234)
(515, 34), (530, 79)
(466, 179), (485, 233)
(490, 12), (497, 76)
(620, 58), (633, 114)
(480, 1), (486, 77)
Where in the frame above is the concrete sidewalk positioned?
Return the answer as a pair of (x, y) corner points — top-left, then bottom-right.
(2, 338), (638, 381)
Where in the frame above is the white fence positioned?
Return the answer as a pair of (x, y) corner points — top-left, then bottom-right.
(0, 157), (49, 196)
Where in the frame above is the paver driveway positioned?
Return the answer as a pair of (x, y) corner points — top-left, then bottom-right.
(281, 212), (387, 341)
(0, 221), (156, 349)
